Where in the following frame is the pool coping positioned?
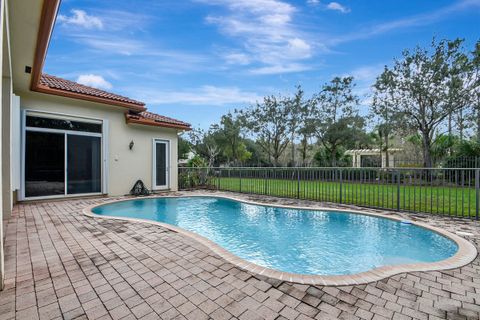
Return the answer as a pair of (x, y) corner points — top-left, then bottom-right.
(82, 193), (478, 286)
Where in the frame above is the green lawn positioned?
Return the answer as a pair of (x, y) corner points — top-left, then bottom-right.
(212, 177), (478, 218)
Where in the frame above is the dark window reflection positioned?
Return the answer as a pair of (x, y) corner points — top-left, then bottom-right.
(26, 116), (102, 133)
(156, 143), (167, 186)
(67, 135), (102, 194)
(25, 131), (65, 197)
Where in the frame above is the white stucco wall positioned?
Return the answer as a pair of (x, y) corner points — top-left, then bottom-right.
(18, 91), (180, 197)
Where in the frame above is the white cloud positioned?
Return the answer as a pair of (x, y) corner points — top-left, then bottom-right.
(329, 0), (480, 45)
(197, 0), (314, 74)
(287, 38), (312, 58)
(307, 0), (320, 5)
(326, 2), (350, 13)
(72, 35), (143, 56)
(250, 64), (311, 75)
(224, 52), (251, 65)
(58, 9), (103, 29)
(198, 0), (295, 16)
(76, 74), (112, 90)
(349, 65), (384, 82)
(92, 10), (151, 32)
(133, 86), (262, 106)
(69, 35), (212, 74)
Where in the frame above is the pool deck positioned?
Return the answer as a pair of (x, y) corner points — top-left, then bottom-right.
(0, 191), (479, 320)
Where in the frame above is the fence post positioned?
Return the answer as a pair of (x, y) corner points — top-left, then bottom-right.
(396, 170), (401, 211)
(339, 169), (343, 204)
(476, 169), (479, 220)
(297, 169), (300, 199)
(239, 169), (242, 193)
(189, 169), (193, 189)
(264, 170), (268, 195)
(217, 169), (220, 190)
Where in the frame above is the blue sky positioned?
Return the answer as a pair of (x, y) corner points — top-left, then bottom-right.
(45, 0), (480, 129)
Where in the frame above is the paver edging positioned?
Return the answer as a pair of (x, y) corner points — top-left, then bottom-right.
(82, 193), (478, 286)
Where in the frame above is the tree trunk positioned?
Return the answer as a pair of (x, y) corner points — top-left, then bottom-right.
(477, 105), (480, 143)
(458, 109), (464, 141)
(273, 155), (280, 167)
(231, 139), (237, 164)
(422, 133), (432, 168)
(331, 147), (337, 167)
(301, 135), (308, 167)
(448, 113), (452, 137)
(291, 132), (295, 166)
(384, 132), (389, 168)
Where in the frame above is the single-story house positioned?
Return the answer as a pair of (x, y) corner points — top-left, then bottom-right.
(0, 0), (191, 288)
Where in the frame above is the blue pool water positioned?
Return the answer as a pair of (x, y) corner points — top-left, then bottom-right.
(93, 197), (458, 275)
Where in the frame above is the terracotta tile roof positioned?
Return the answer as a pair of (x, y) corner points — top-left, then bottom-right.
(126, 111), (191, 130)
(38, 74), (190, 130)
(40, 74), (145, 108)
(139, 111), (191, 127)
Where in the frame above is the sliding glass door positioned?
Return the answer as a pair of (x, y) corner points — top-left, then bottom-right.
(67, 135), (102, 194)
(25, 131), (65, 197)
(24, 112), (103, 199)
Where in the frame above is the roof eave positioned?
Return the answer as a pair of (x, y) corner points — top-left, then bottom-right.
(125, 115), (192, 131)
(30, 0), (147, 112)
(35, 84), (147, 112)
(30, 0), (61, 92)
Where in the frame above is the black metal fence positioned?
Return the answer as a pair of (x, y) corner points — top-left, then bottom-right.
(178, 167), (480, 219)
(300, 156), (480, 168)
(393, 156), (480, 168)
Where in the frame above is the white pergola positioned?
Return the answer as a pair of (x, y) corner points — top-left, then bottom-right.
(345, 148), (403, 168)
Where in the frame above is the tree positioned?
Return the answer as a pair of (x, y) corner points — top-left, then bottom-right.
(466, 40), (480, 142)
(407, 133), (458, 167)
(187, 155), (207, 168)
(314, 76), (361, 166)
(187, 127), (222, 167)
(297, 98), (317, 166)
(430, 135), (459, 165)
(204, 137), (220, 168)
(453, 140), (480, 157)
(321, 116), (367, 165)
(369, 124), (395, 165)
(454, 107), (469, 141)
(243, 139), (270, 166)
(387, 38), (472, 167)
(214, 113), (252, 165)
(286, 86), (305, 166)
(371, 67), (399, 167)
(178, 135), (192, 160)
(240, 95), (292, 166)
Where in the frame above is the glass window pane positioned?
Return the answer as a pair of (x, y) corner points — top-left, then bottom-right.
(67, 135), (102, 194)
(156, 143), (167, 186)
(26, 116), (102, 133)
(25, 131), (65, 197)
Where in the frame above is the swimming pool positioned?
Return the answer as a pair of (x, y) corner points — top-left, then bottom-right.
(91, 196), (462, 278)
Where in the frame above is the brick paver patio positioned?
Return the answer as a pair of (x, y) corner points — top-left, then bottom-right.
(0, 191), (479, 320)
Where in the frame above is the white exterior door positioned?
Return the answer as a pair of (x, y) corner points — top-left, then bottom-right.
(153, 140), (169, 190)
